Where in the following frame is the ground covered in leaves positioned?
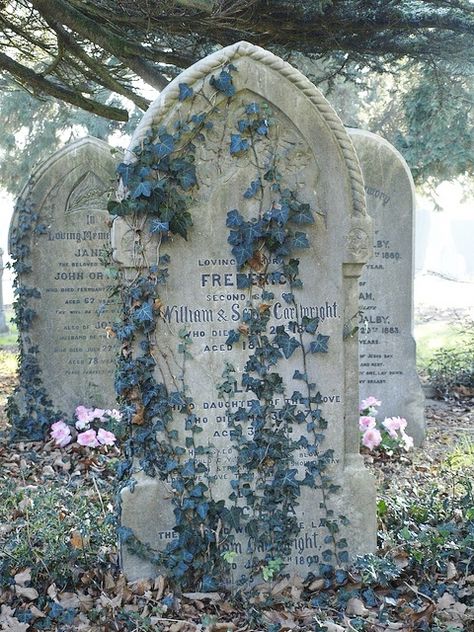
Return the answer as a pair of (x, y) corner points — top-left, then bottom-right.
(1, 353), (474, 631)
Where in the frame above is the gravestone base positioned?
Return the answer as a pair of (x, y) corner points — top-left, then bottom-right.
(121, 454), (376, 584)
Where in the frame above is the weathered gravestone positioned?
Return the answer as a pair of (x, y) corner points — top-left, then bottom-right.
(113, 42), (376, 585)
(0, 249), (9, 333)
(9, 137), (120, 424)
(348, 129), (425, 446)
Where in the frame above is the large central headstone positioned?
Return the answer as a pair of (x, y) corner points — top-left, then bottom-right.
(348, 129), (425, 446)
(114, 42), (376, 584)
(9, 138), (120, 418)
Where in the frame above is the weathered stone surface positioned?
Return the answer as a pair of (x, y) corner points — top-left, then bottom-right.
(349, 128), (425, 446)
(0, 249), (9, 333)
(9, 137), (120, 414)
(115, 42), (376, 583)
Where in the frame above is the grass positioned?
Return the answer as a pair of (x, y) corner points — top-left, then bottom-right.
(0, 349), (17, 375)
(0, 308), (18, 347)
(415, 320), (468, 369)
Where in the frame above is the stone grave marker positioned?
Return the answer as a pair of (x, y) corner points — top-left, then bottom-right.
(0, 249), (9, 333)
(113, 42), (376, 584)
(9, 137), (120, 416)
(348, 128), (425, 446)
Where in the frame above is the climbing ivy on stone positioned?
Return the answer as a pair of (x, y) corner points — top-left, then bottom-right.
(110, 65), (348, 590)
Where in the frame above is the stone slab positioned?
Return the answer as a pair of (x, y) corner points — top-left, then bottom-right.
(115, 42), (377, 584)
(348, 128), (425, 446)
(9, 137), (120, 415)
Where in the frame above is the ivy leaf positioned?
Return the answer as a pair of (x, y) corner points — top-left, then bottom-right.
(226, 330), (240, 346)
(303, 316), (319, 334)
(150, 219), (169, 233)
(202, 575), (218, 591)
(282, 292), (294, 304)
(190, 483), (207, 498)
(243, 179), (261, 199)
(274, 331), (300, 359)
(242, 220), (263, 242)
(230, 133), (250, 155)
(210, 69), (235, 96)
(132, 180), (152, 199)
(169, 392), (186, 407)
(292, 204), (315, 224)
(292, 231), (310, 249)
(232, 242), (254, 267)
(293, 369), (306, 380)
(153, 133), (175, 159)
(226, 209), (243, 227)
(270, 226), (287, 244)
(178, 83), (193, 101)
(245, 102), (260, 114)
(238, 119), (251, 132)
(310, 334), (330, 353)
(270, 203), (289, 224)
(256, 121), (269, 135)
(170, 211), (193, 240)
(134, 300), (154, 323)
(236, 273), (251, 289)
(177, 163), (197, 190)
(197, 502), (209, 520)
(116, 162), (134, 186)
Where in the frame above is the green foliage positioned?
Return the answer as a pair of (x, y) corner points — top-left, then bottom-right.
(378, 477), (474, 582)
(7, 198), (59, 440)
(397, 71), (474, 186)
(0, 83), (140, 196)
(426, 320), (474, 397)
(0, 475), (115, 590)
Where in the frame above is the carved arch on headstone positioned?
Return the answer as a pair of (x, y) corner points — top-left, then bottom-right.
(9, 137), (115, 250)
(131, 42), (366, 219)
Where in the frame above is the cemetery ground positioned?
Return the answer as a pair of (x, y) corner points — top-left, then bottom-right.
(0, 299), (472, 632)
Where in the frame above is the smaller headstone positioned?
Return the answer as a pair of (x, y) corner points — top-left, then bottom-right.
(0, 249), (9, 333)
(9, 137), (120, 417)
(348, 128), (425, 446)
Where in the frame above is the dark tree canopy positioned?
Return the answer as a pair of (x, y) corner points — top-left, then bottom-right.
(0, 0), (473, 189)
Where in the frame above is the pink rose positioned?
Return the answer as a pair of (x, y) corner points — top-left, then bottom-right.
(97, 428), (116, 446)
(50, 420), (72, 448)
(105, 408), (121, 421)
(91, 408), (106, 421)
(359, 415), (376, 432)
(75, 405), (94, 430)
(362, 427), (382, 450)
(360, 396), (382, 411)
(401, 430), (414, 451)
(77, 429), (99, 448)
(382, 416), (407, 439)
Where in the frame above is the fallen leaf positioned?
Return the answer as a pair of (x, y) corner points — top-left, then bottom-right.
(13, 569), (31, 586)
(346, 597), (369, 617)
(182, 592), (221, 602)
(446, 561), (458, 581)
(58, 592), (80, 609)
(14, 585), (39, 601)
(70, 530), (90, 549)
(308, 578), (325, 592)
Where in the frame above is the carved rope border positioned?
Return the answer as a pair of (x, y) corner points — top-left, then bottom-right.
(129, 41), (366, 218)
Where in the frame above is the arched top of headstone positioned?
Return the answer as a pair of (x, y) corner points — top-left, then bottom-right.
(129, 41), (367, 220)
(9, 136), (115, 255)
(347, 128), (415, 199)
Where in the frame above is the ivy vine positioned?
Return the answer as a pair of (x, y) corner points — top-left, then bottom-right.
(110, 64), (349, 591)
(7, 198), (58, 440)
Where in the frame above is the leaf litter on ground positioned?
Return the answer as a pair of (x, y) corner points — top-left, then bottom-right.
(0, 358), (473, 630)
